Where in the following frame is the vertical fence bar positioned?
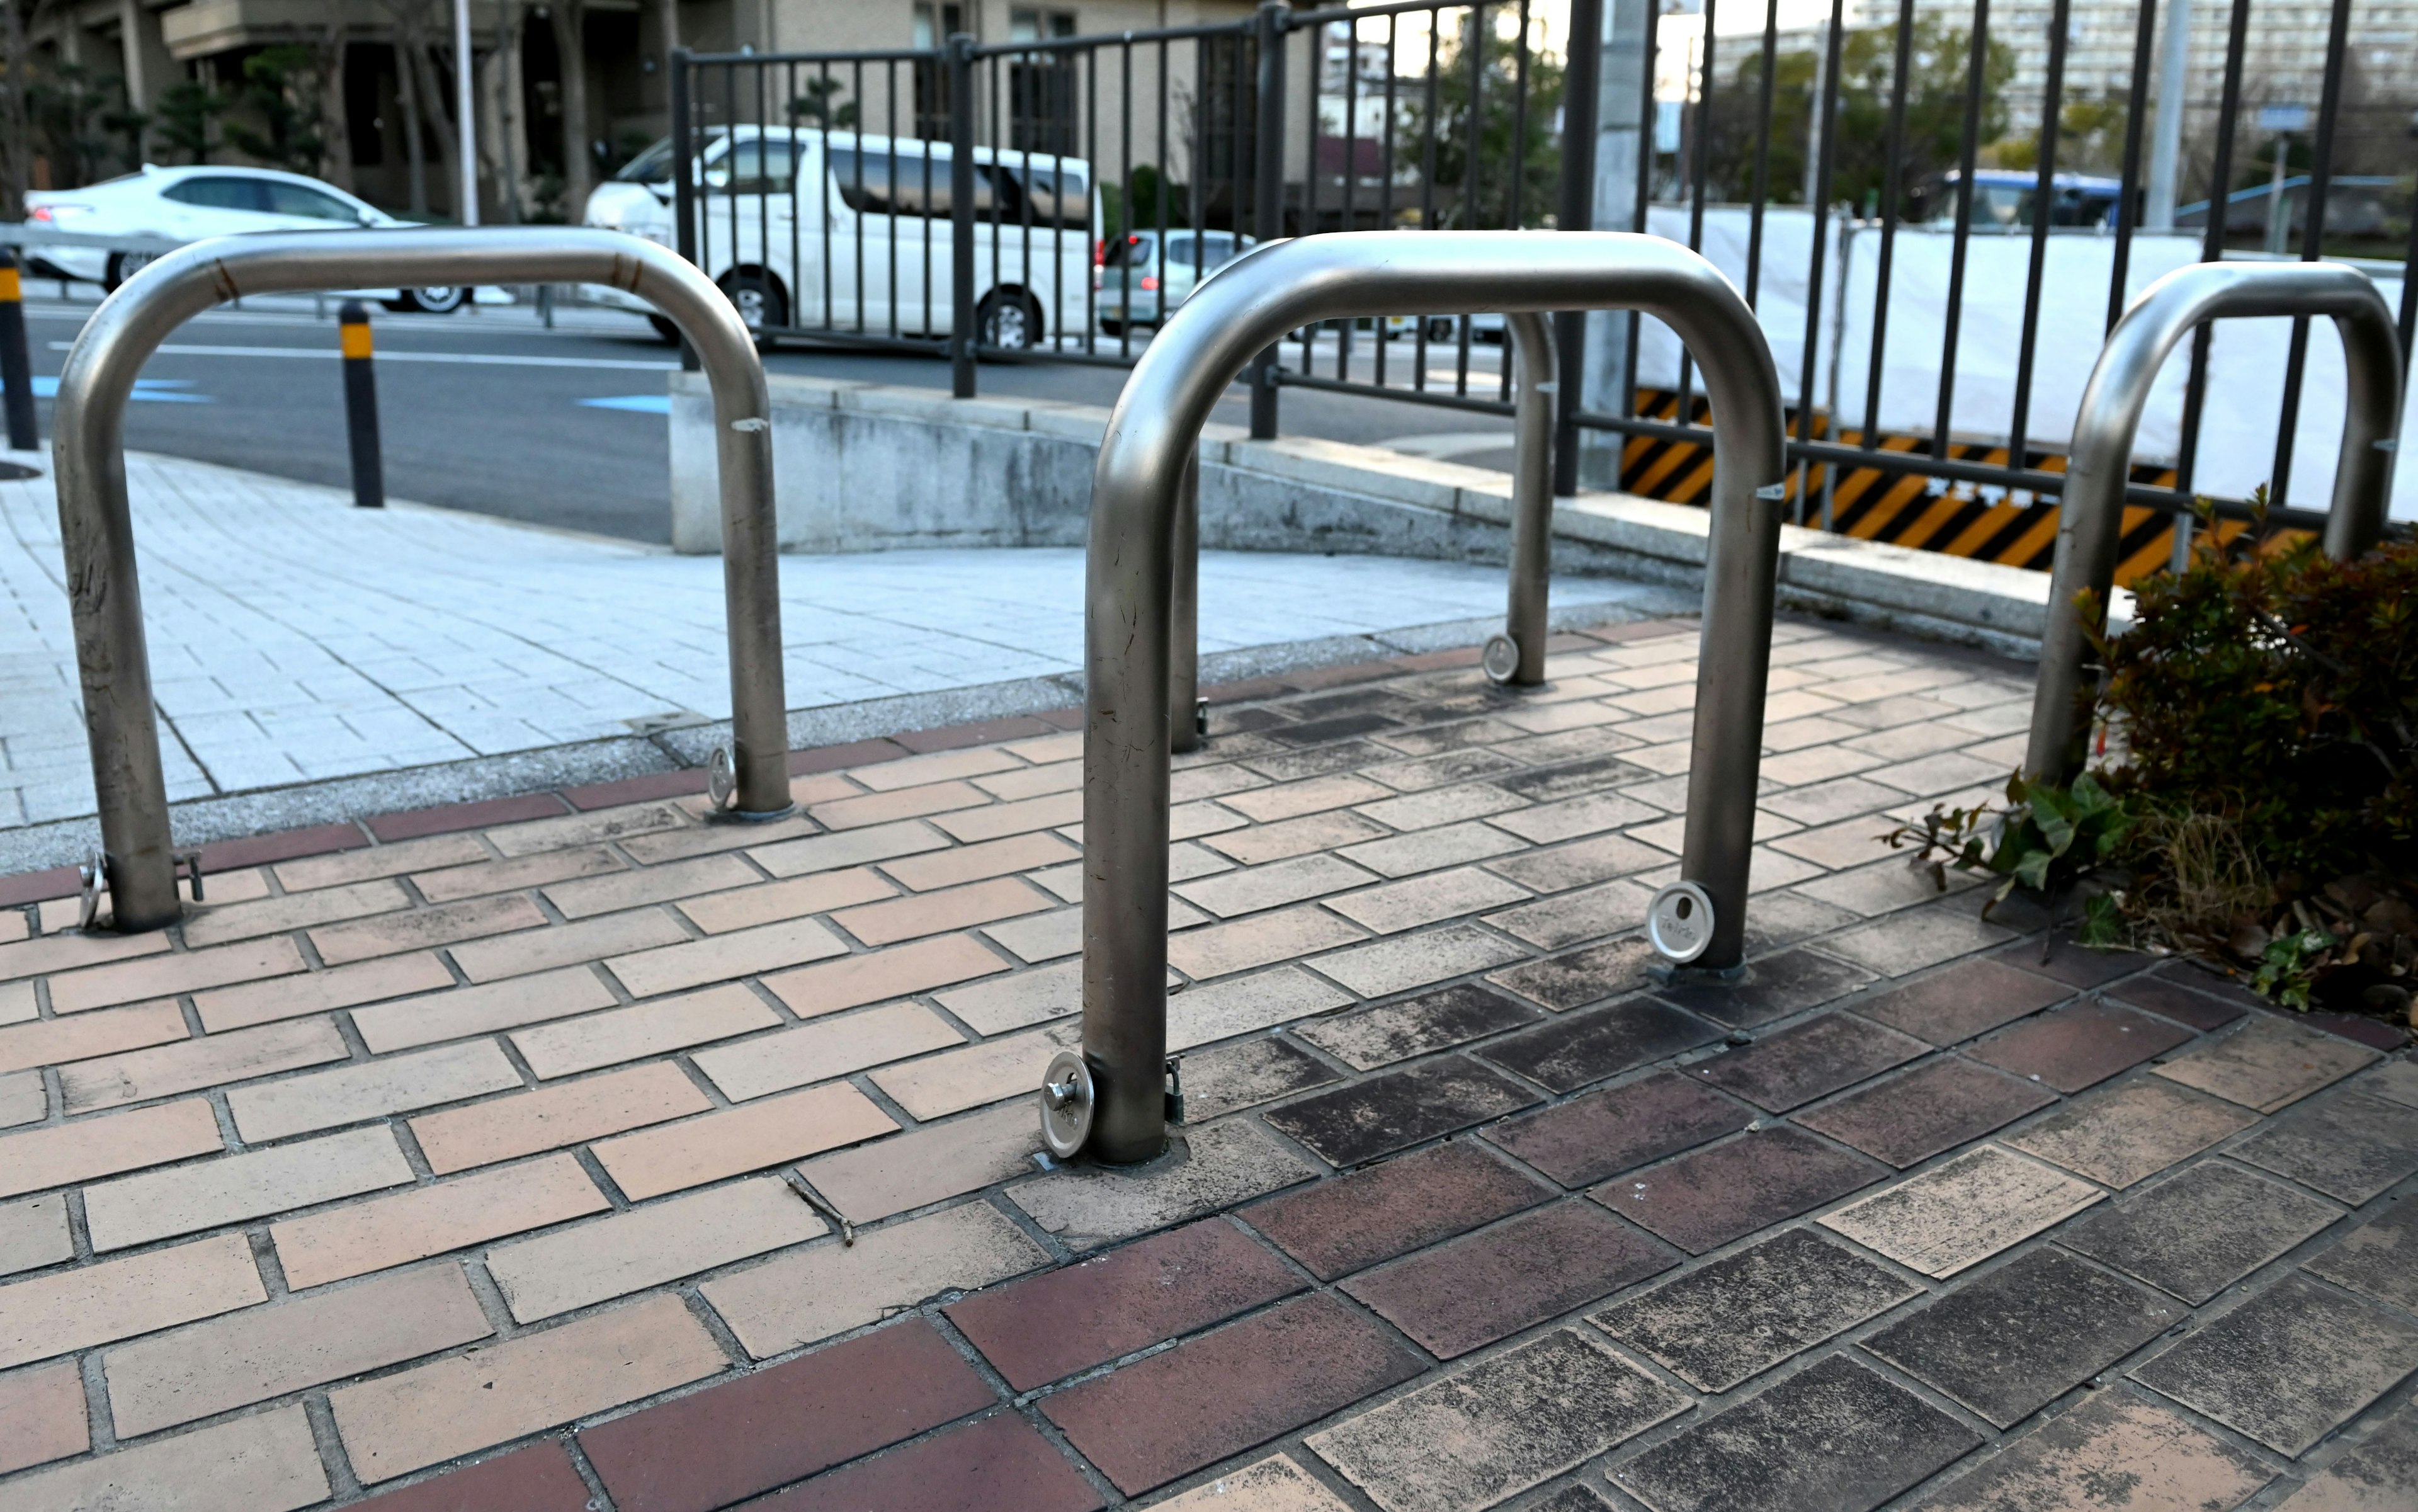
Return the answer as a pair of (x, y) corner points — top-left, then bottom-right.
(1744, 0), (1777, 309)
(950, 32), (978, 395)
(1858, 0), (1912, 451)
(1301, 14), (1321, 377)
(2106, 0), (2156, 332)
(1501, 0), (1533, 403)
(1932, 0), (1987, 456)
(1791, 0), (1845, 514)
(1676, 0), (1716, 422)
(1457, 4), (1486, 395)
(2006, 0), (2071, 477)
(1248, 0), (1289, 439)
(1416, 11), (1439, 393)
(2268, 0), (2354, 509)
(1342, 18), (1361, 378)
(1620, 0), (1661, 433)
(671, 50), (700, 372)
(1551, 0), (1601, 496)
(2177, 0), (2252, 499)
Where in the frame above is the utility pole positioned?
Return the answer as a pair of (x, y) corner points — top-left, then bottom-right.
(2143, 0), (2189, 229)
(457, 0), (480, 225)
(1575, 0), (1652, 489)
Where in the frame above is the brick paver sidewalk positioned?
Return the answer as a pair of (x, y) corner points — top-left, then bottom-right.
(2, 616), (2414, 1511)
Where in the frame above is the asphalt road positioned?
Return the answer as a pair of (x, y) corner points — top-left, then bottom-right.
(20, 293), (1514, 545)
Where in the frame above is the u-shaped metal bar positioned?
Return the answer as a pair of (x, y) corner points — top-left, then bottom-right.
(1072, 230), (1790, 1164)
(2026, 261), (2405, 785)
(1166, 310), (1558, 756)
(54, 227), (793, 933)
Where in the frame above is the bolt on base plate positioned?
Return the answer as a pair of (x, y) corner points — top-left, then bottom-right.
(1038, 1049), (1095, 1159)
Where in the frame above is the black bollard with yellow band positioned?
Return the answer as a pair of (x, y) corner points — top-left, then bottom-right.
(0, 248), (36, 451)
(339, 300), (383, 508)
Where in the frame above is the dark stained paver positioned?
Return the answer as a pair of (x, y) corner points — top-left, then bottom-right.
(1592, 1128), (1883, 1256)
(1308, 1330), (1688, 1512)
(1655, 948), (1878, 1030)
(1916, 1392), (2273, 1511)
(762, 1415), (1103, 1512)
(580, 1322), (994, 1512)
(1795, 1057), (2055, 1168)
(2058, 1161), (2342, 1304)
(1176, 1037), (1342, 1122)
(1473, 999), (1724, 1093)
(2014, 937), (2152, 991)
(946, 1219), (1303, 1391)
(1970, 1001), (2195, 1092)
(1293, 984), (1541, 1071)
(1484, 1071), (1754, 1188)
(1040, 1295), (1424, 1495)
(1592, 1228), (1919, 1392)
(2304, 1201), (2418, 1312)
(1860, 1248), (2177, 1428)
(1342, 1202), (1676, 1358)
(2230, 1091), (2418, 1203)
(2280, 1395), (2418, 1509)
(1487, 938), (1660, 1011)
(1613, 1355), (1982, 1512)
(2106, 975), (2250, 1032)
(1261, 1055), (1542, 1167)
(358, 1444), (593, 1511)
(1853, 958), (2074, 1047)
(2006, 1079), (2259, 1188)
(2130, 1274), (2418, 1455)
(1687, 1013), (1930, 1111)
(1242, 1140), (1552, 1281)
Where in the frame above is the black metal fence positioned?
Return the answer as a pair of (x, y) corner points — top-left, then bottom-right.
(667, 0), (2413, 548)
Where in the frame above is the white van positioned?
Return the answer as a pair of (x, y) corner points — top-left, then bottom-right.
(581, 127), (1098, 349)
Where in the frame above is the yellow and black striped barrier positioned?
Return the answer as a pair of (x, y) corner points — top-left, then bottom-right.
(0, 248), (36, 450)
(1611, 388), (2286, 587)
(339, 300), (383, 509)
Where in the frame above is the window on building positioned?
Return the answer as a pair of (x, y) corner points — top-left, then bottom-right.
(912, 3), (968, 140)
(1006, 10), (1079, 158)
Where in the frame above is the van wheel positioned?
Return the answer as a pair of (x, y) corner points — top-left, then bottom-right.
(718, 270), (788, 339)
(104, 251), (158, 292)
(978, 290), (1042, 350)
(393, 287), (467, 314)
(647, 314), (682, 345)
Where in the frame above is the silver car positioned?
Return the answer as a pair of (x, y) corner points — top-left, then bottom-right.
(1094, 230), (1252, 335)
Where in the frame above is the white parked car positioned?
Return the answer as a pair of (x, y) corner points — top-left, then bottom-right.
(24, 164), (474, 312)
(582, 127), (1098, 348)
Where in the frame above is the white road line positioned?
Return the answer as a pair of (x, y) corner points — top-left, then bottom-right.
(45, 341), (679, 370)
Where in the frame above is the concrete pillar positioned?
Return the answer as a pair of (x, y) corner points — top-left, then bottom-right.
(2144, 0), (2191, 229)
(1574, 0), (1650, 490)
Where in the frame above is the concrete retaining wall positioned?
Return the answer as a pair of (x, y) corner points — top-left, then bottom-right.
(671, 370), (2109, 658)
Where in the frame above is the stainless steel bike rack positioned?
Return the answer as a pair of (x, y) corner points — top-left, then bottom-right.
(55, 227), (795, 933)
(1058, 230), (1790, 1164)
(1166, 310), (1558, 759)
(2026, 261), (2404, 785)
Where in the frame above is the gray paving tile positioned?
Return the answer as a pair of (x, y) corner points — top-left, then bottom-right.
(1484, 1071), (1754, 1189)
(1262, 1055), (1541, 1168)
(1796, 1058), (2056, 1168)
(1293, 984), (1542, 1071)
(1009, 1119), (1319, 1251)
(1592, 1228), (1919, 1392)
(1613, 1355), (1982, 1512)
(2279, 1394), (2418, 1509)
(2006, 1080), (2260, 1189)
(1820, 1146), (2103, 1278)
(1309, 1329), (1687, 1512)
(1862, 1248), (2179, 1428)
(2303, 1200), (2418, 1313)
(1475, 998), (1725, 1094)
(2130, 1273), (2418, 1455)
(1600, 1128), (1883, 1256)
(1688, 1013), (1931, 1112)
(2231, 1091), (2418, 1204)
(1654, 948), (1878, 1031)
(2059, 1161), (2343, 1304)
(1176, 1038), (1342, 1123)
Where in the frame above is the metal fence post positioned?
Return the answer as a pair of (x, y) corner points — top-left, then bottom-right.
(338, 302), (384, 509)
(2024, 261), (2404, 787)
(949, 33), (979, 399)
(52, 228), (795, 932)
(1246, 1), (1289, 441)
(668, 49), (702, 375)
(1552, 0), (1603, 499)
(1059, 231), (1786, 1164)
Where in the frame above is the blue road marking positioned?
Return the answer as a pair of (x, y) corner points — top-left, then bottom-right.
(25, 377), (210, 404)
(578, 395), (673, 414)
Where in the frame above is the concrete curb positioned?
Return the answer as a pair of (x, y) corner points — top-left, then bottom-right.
(671, 371), (2125, 661)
